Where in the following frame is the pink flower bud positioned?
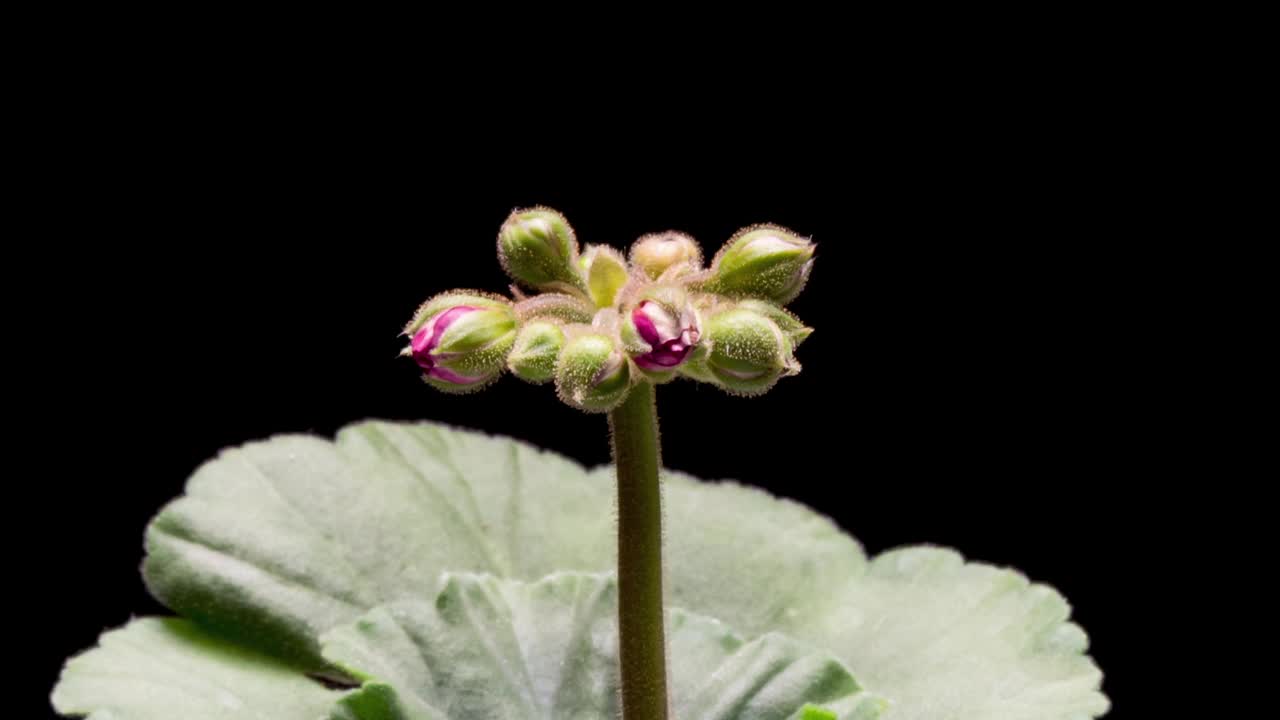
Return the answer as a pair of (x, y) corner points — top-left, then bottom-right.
(411, 307), (481, 384)
(630, 299), (700, 371)
(404, 295), (518, 392)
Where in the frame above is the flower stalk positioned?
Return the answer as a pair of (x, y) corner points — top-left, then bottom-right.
(609, 382), (668, 720)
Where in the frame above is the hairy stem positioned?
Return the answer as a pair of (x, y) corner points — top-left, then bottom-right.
(609, 382), (669, 720)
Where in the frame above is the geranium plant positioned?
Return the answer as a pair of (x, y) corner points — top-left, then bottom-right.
(53, 208), (1109, 719)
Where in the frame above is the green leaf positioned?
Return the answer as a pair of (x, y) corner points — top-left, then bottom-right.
(51, 581), (878, 720)
(51, 618), (343, 719)
(139, 420), (1108, 718)
(142, 421), (858, 666)
(321, 572), (884, 720)
(813, 547), (1109, 720)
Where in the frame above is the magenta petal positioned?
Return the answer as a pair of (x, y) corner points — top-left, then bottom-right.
(635, 340), (692, 369)
(410, 327), (436, 370)
(429, 306), (477, 347)
(633, 355), (670, 370)
(632, 302), (662, 345)
(631, 300), (701, 371)
(411, 306), (478, 370)
(651, 347), (688, 365)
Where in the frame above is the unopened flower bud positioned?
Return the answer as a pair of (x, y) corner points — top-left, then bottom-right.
(578, 244), (629, 309)
(403, 292), (517, 393)
(506, 320), (564, 384)
(513, 293), (595, 324)
(497, 207), (584, 292)
(705, 224), (814, 305)
(555, 332), (632, 412)
(733, 299), (813, 349)
(629, 231), (702, 280)
(703, 305), (800, 395)
(621, 287), (702, 381)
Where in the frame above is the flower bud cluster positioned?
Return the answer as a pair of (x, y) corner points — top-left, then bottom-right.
(404, 207), (815, 411)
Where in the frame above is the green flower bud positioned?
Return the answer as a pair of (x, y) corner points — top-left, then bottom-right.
(497, 207), (585, 293)
(733, 299), (813, 349)
(506, 320), (564, 384)
(402, 291), (518, 394)
(704, 224), (815, 305)
(674, 343), (716, 384)
(629, 231), (702, 280)
(702, 305), (800, 396)
(578, 244), (630, 309)
(513, 293), (595, 324)
(555, 332), (632, 412)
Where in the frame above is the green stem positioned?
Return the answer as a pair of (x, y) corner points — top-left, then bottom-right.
(609, 382), (669, 720)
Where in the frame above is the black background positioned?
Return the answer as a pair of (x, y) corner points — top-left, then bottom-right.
(36, 77), (1144, 713)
